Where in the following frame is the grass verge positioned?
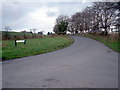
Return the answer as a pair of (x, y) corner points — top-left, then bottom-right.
(2, 35), (74, 60)
(78, 34), (120, 53)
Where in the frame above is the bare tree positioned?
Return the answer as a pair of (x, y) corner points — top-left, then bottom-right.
(70, 7), (93, 34)
(3, 26), (11, 39)
(92, 2), (118, 35)
(29, 29), (33, 33)
(32, 28), (37, 34)
(71, 12), (82, 34)
(4, 26), (11, 32)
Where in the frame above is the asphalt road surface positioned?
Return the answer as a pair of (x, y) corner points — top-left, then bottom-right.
(2, 36), (118, 88)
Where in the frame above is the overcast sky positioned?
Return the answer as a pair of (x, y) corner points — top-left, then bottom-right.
(2, 1), (93, 33)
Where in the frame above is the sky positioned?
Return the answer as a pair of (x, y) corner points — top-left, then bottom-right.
(2, 1), (93, 34)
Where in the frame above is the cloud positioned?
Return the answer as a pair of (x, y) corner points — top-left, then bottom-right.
(47, 11), (56, 17)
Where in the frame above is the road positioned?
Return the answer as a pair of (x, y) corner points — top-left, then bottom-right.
(2, 36), (118, 88)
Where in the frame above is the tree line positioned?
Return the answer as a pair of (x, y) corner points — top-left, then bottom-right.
(53, 2), (120, 35)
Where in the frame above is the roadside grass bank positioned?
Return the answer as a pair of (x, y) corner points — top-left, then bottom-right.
(2, 35), (74, 60)
(78, 34), (120, 53)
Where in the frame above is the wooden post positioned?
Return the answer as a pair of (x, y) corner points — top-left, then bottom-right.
(15, 40), (17, 46)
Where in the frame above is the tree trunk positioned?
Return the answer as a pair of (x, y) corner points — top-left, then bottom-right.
(104, 27), (108, 35)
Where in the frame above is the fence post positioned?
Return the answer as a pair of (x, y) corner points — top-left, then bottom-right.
(15, 40), (17, 46)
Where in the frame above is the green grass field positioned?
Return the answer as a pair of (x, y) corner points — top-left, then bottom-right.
(78, 34), (120, 53)
(2, 36), (74, 60)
